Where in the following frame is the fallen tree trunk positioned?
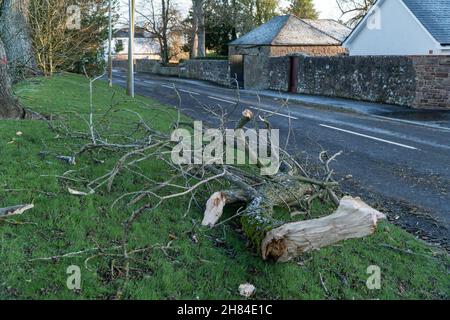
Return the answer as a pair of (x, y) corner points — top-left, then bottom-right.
(261, 196), (386, 262)
(203, 192), (385, 262)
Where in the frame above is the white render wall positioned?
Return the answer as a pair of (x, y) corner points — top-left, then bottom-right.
(113, 37), (160, 59)
(345, 0), (446, 56)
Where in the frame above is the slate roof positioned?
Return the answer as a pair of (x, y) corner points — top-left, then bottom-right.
(230, 15), (351, 46)
(302, 19), (351, 42)
(402, 0), (450, 45)
(114, 27), (151, 39)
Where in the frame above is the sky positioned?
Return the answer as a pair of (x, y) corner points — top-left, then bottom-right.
(118, 0), (342, 23)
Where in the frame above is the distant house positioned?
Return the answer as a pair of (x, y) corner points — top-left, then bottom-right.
(229, 15), (351, 57)
(343, 0), (450, 56)
(113, 27), (160, 60)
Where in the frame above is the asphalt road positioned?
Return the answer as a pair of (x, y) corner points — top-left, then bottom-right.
(109, 70), (450, 247)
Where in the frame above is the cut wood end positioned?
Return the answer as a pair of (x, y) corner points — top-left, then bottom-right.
(202, 192), (226, 227)
(340, 196), (386, 223)
(242, 109), (253, 119)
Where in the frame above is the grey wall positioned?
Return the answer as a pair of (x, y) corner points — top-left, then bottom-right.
(262, 55), (450, 109)
(136, 59), (180, 77)
(179, 59), (230, 86)
(296, 56), (417, 106)
(133, 59), (230, 86)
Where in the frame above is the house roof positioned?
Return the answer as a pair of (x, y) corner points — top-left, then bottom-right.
(401, 0), (450, 45)
(230, 15), (351, 46)
(114, 27), (151, 39)
(344, 0), (450, 47)
(302, 19), (352, 42)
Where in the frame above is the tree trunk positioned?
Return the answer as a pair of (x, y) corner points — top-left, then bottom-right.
(192, 0), (205, 58)
(0, 0), (36, 82)
(0, 37), (25, 119)
(161, 0), (169, 64)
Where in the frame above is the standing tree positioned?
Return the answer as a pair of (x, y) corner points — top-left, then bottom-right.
(127, 0), (135, 97)
(191, 0), (205, 57)
(254, 0), (278, 25)
(336, 0), (374, 26)
(28, 0), (113, 76)
(285, 0), (318, 19)
(0, 38), (25, 119)
(138, 0), (182, 64)
(0, 0), (37, 82)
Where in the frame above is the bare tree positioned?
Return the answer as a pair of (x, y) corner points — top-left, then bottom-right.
(0, 0), (37, 81)
(28, 0), (111, 76)
(336, 0), (374, 26)
(138, 0), (182, 64)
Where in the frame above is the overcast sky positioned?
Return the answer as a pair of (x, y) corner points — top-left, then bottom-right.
(118, 0), (342, 23)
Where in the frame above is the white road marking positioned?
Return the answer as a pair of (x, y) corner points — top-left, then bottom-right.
(160, 84), (200, 95)
(252, 107), (299, 120)
(372, 115), (450, 132)
(208, 96), (235, 104)
(179, 89), (200, 95)
(319, 124), (419, 150)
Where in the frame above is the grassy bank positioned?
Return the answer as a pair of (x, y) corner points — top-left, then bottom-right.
(0, 73), (448, 299)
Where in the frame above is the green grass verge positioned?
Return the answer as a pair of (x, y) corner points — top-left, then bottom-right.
(0, 73), (448, 299)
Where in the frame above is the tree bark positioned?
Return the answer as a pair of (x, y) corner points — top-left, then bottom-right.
(0, 37), (25, 119)
(0, 0), (37, 82)
(192, 0), (205, 58)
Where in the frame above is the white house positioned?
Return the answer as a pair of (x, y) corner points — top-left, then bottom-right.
(113, 27), (160, 60)
(343, 0), (450, 56)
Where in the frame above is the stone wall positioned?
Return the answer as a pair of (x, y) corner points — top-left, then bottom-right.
(179, 59), (230, 86)
(112, 59), (128, 70)
(135, 59), (180, 77)
(296, 55), (417, 106)
(263, 55), (450, 109)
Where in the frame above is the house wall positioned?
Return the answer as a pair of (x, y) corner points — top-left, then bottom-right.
(263, 55), (450, 109)
(344, 0), (445, 56)
(113, 37), (160, 60)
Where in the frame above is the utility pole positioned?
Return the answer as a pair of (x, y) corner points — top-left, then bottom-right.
(108, 0), (113, 87)
(127, 0), (135, 97)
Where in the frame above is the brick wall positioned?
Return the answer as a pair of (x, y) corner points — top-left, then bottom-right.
(270, 45), (347, 57)
(412, 56), (450, 109)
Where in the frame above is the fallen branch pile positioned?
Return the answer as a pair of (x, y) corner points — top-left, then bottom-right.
(44, 78), (385, 275)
